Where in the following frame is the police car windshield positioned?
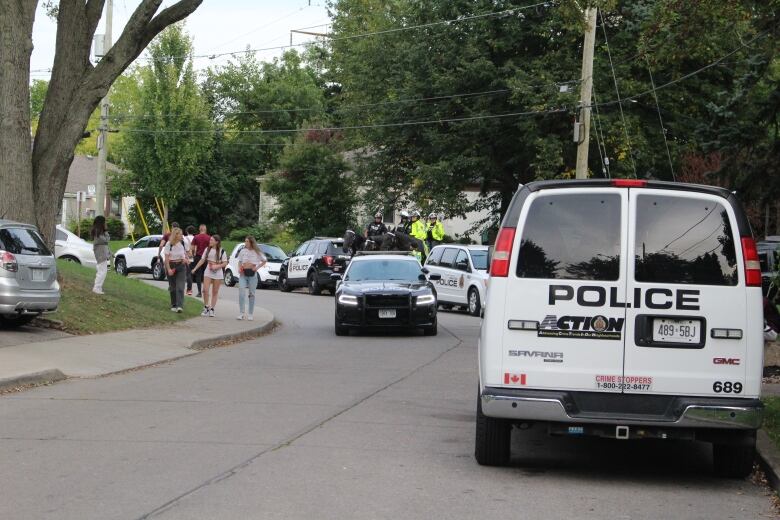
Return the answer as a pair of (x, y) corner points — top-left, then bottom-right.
(346, 259), (422, 282)
(470, 250), (488, 270)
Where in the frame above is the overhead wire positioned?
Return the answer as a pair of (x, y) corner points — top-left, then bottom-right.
(590, 85), (611, 178)
(645, 55), (676, 181)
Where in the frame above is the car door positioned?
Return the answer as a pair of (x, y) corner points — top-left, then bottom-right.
(435, 247), (459, 302)
(451, 249), (472, 304)
(145, 238), (162, 270)
(125, 238), (149, 268)
(499, 188), (628, 392)
(623, 189), (758, 397)
(288, 241), (311, 282)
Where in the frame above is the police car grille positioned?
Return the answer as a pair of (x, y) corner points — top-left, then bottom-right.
(365, 295), (409, 308)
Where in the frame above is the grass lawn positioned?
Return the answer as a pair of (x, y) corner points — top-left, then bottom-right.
(764, 397), (780, 449)
(50, 260), (201, 335)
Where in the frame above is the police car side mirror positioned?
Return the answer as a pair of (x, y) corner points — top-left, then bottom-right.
(421, 267), (430, 274)
(428, 273), (442, 281)
(331, 273), (342, 281)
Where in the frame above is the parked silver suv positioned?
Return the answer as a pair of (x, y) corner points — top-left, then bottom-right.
(0, 220), (60, 327)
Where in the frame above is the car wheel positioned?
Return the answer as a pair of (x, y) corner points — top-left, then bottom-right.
(60, 255), (81, 264)
(0, 314), (36, 328)
(115, 257), (128, 276)
(468, 288), (482, 317)
(335, 316), (349, 336)
(224, 269), (236, 287)
(713, 438), (755, 478)
(474, 387), (511, 466)
(278, 272), (292, 292)
(308, 271), (322, 295)
(152, 260), (166, 281)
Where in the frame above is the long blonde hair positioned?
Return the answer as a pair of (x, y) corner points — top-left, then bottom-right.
(246, 235), (262, 255)
(169, 228), (184, 246)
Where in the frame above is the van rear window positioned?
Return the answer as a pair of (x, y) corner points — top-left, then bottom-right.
(517, 193), (621, 280)
(634, 196), (737, 285)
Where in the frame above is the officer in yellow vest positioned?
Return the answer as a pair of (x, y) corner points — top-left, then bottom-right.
(410, 211), (429, 259)
(426, 212), (445, 252)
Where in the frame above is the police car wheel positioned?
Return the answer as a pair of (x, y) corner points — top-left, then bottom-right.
(278, 272), (292, 292)
(712, 440), (755, 478)
(474, 388), (511, 466)
(307, 271), (321, 295)
(468, 288), (481, 317)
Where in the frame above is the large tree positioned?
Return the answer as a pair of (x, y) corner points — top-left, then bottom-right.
(0, 0), (203, 244)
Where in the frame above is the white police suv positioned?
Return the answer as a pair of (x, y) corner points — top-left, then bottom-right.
(476, 179), (763, 478)
(425, 244), (489, 316)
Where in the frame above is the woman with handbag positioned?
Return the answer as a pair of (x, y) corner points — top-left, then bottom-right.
(236, 236), (267, 321)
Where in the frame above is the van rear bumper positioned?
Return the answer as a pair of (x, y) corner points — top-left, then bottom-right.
(481, 387), (763, 429)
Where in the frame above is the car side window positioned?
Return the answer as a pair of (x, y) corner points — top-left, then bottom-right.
(426, 247), (444, 266)
(134, 239), (149, 249)
(454, 250), (470, 272)
(303, 242), (318, 255)
(317, 241), (330, 255)
(439, 248), (458, 269)
(56, 229), (68, 241)
(148, 239), (161, 248)
(294, 242), (310, 257)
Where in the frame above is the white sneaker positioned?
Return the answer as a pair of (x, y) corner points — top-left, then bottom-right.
(200, 307), (209, 317)
(247, 315), (254, 321)
(92, 289), (104, 295)
(171, 307), (177, 312)
(236, 314), (245, 320)
(208, 309), (215, 318)
(176, 307), (183, 313)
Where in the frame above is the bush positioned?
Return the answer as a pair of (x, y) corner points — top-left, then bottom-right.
(69, 218), (94, 239)
(228, 224), (274, 242)
(69, 217), (125, 240)
(106, 218), (125, 240)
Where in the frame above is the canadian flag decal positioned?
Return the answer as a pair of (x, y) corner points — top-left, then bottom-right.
(504, 372), (527, 385)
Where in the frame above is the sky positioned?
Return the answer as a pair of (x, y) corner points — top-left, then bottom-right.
(29, 0), (331, 80)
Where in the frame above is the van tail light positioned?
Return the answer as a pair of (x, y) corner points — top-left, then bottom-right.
(0, 251), (18, 272)
(323, 255), (334, 267)
(612, 179), (647, 188)
(490, 227), (516, 277)
(741, 237), (762, 287)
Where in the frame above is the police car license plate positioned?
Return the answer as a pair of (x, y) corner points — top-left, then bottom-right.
(652, 318), (700, 343)
(378, 309), (396, 319)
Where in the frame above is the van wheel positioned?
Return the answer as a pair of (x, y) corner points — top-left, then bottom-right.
(278, 272), (292, 292)
(475, 389), (511, 466)
(713, 440), (755, 478)
(468, 288), (481, 316)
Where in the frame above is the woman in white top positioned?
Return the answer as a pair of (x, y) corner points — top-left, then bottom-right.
(164, 228), (189, 312)
(236, 236), (267, 321)
(193, 234), (228, 317)
(184, 225), (196, 295)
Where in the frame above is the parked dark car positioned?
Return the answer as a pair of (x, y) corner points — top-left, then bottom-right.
(333, 252), (440, 336)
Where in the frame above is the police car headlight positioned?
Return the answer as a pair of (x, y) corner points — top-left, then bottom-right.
(416, 294), (436, 306)
(338, 294), (359, 306)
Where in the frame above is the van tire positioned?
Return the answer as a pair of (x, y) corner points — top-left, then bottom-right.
(468, 288), (481, 316)
(475, 390), (511, 466)
(712, 441), (755, 478)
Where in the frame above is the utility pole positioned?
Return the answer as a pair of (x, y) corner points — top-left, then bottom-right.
(575, 7), (598, 180)
(95, 0), (113, 217)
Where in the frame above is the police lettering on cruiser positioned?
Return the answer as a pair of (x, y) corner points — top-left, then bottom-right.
(291, 262), (309, 272)
(548, 285), (701, 310)
(538, 314), (624, 340)
(435, 277), (459, 288)
(508, 350), (564, 363)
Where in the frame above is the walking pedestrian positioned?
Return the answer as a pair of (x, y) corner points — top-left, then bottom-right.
(193, 234), (228, 317)
(164, 228), (188, 313)
(184, 225), (196, 295)
(190, 224), (211, 297)
(237, 236), (267, 321)
(91, 216), (111, 295)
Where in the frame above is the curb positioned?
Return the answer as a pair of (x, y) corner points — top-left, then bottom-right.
(757, 429), (780, 493)
(189, 319), (278, 350)
(0, 369), (66, 393)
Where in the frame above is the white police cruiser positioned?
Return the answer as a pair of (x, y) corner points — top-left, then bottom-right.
(424, 244), (489, 316)
(476, 179), (764, 478)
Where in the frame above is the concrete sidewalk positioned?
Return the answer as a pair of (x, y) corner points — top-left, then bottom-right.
(0, 297), (275, 391)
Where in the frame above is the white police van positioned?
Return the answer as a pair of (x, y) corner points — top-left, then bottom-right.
(425, 244), (489, 316)
(476, 179), (764, 478)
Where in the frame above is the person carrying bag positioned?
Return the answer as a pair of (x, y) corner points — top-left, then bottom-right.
(237, 236), (267, 321)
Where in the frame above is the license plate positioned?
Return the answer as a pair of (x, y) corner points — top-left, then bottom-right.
(30, 268), (46, 282)
(652, 318), (701, 343)
(378, 309), (396, 319)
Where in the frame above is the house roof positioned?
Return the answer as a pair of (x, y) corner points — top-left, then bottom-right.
(64, 155), (122, 194)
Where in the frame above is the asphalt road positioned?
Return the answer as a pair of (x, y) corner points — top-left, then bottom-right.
(0, 284), (775, 519)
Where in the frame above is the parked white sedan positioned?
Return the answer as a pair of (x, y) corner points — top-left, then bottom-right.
(55, 225), (97, 268)
(224, 243), (287, 289)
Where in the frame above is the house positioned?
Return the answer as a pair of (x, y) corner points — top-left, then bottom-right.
(58, 155), (134, 234)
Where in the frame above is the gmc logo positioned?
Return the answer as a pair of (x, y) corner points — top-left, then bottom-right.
(713, 358), (740, 365)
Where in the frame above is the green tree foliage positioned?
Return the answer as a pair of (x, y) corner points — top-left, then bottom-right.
(265, 132), (355, 239)
(30, 79), (48, 122)
(117, 24), (213, 227)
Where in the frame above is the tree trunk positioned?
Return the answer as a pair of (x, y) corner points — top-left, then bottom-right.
(0, 1), (37, 224)
(0, 0), (203, 247)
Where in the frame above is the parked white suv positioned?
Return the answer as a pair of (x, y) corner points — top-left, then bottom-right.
(55, 225), (97, 267)
(224, 243), (287, 288)
(425, 244), (489, 316)
(476, 179), (763, 478)
(114, 235), (167, 281)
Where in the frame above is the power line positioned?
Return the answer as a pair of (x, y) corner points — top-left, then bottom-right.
(645, 55), (676, 181)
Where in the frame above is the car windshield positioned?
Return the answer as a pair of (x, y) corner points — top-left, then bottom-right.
(470, 250), (488, 270)
(0, 227), (51, 256)
(261, 245), (287, 262)
(346, 259), (422, 282)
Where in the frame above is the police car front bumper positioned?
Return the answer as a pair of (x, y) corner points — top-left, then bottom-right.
(481, 387), (763, 430)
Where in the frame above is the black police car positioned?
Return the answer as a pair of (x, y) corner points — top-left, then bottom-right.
(332, 253), (441, 336)
(278, 237), (351, 295)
